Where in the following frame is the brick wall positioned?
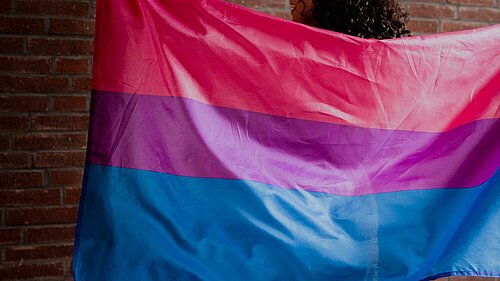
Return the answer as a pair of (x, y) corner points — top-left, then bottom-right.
(0, 0), (498, 280)
(0, 0), (92, 280)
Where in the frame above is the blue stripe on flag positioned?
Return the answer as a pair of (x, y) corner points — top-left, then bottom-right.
(73, 164), (500, 281)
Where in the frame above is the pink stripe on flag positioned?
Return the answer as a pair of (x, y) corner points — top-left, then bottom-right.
(92, 0), (500, 132)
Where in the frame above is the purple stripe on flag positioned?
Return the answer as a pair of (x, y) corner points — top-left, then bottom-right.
(87, 90), (500, 196)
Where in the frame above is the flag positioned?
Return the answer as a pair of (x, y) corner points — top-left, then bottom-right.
(73, 0), (500, 280)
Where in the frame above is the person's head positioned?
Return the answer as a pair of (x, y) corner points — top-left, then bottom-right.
(290, 0), (411, 39)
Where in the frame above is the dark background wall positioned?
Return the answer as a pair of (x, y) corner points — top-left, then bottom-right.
(0, 0), (498, 280)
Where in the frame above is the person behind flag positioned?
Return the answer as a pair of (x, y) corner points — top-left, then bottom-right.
(290, 0), (411, 39)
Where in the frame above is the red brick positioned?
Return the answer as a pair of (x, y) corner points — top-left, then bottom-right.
(407, 20), (439, 34)
(13, 133), (87, 150)
(17, 0), (90, 17)
(408, 4), (456, 19)
(0, 76), (70, 93)
(448, 0), (496, 6)
(0, 134), (10, 150)
(0, 37), (24, 54)
(34, 151), (85, 168)
(0, 95), (49, 112)
(74, 76), (92, 93)
(49, 170), (83, 186)
(442, 21), (489, 32)
(32, 115), (89, 131)
(0, 57), (51, 73)
(229, 0), (286, 8)
(0, 16), (45, 33)
(0, 228), (21, 245)
(28, 38), (93, 56)
(25, 225), (76, 243)
(0, 263), (64, 279)
(51, 18), (95, 35)
(0, 171), (44, 188)
(64, 187), (81, 203)
(6, 206), (78, 225)
(0, 115), (28, 131)
(406, 0), (447, 3)
(0, 0), (11, 13)
(56, 58), (89, 74)
(459, 7), (500, 22)
(53, 96), (88, 112)
(270, 10), (292, 20)
(0, 152), (30, 168)
(5, 245), (73, 261)
(90, 0), (97, 17)
(0, 189), (60, 206)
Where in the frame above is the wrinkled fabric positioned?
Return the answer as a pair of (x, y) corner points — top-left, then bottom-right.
(73, 0), (500, 280)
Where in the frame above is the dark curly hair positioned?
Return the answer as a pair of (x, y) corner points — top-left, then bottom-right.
(307, 0), (411, 39)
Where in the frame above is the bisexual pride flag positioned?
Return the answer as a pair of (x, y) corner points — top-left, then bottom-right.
(73, 0), (500, 280)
